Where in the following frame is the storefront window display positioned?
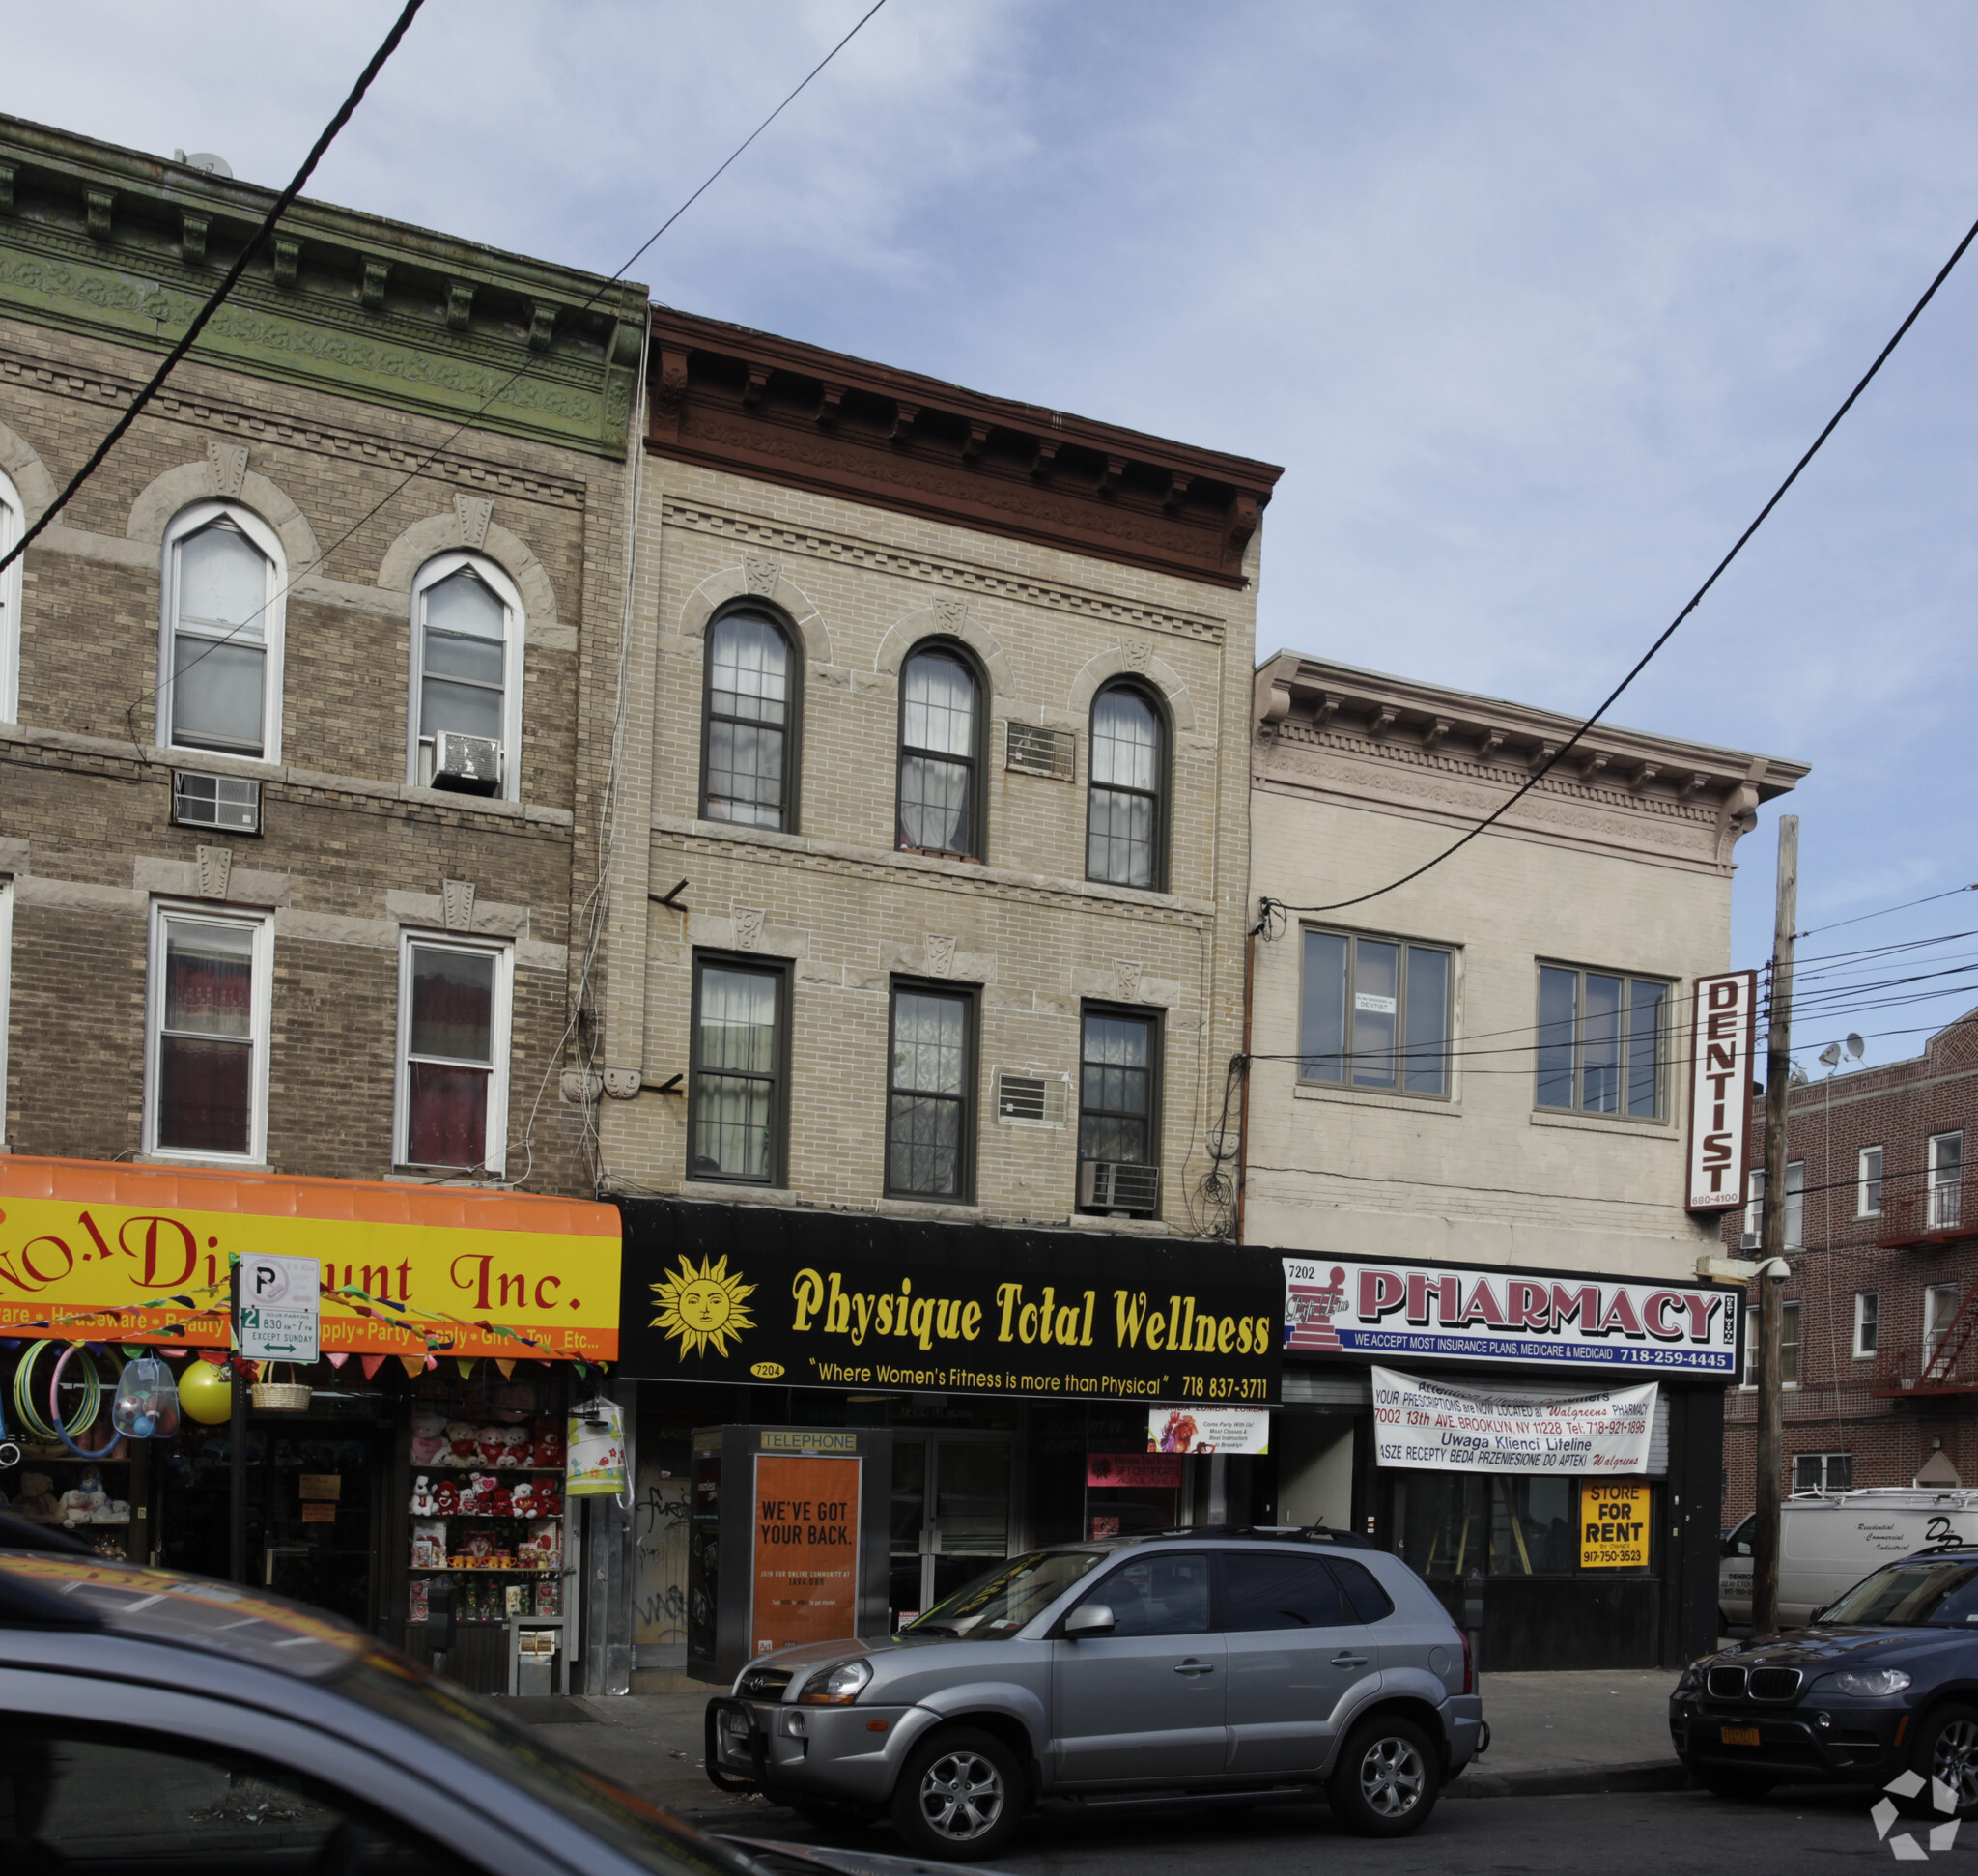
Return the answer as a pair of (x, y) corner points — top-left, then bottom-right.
(1, 1344), (136, 1560)
(1396, 1472), (1653, 1578)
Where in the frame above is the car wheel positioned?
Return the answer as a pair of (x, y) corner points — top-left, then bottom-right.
(1326, 1714), (1441, 1838)
(1903, 1704), (1978, 1818)
(889, 1726), (1025, 1862)
(1693, 1767), (1778, 1802)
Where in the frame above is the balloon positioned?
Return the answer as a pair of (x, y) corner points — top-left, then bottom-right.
(179, 1359), (233, 1426)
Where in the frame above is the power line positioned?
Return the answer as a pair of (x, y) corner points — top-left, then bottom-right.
(1266, 206), (1978, 918)
(119, 0), (892, 741)
(0, 0), (427, 580)
(1795, 883), (1977, 941)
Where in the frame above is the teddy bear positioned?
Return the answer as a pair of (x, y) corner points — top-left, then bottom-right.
(535, 1481), (563, 1520)
(463, 1472), (498, 1517)
(410, 1410), (448, 1466)
(509, 1478), (539, 1521)
(488, 1484), (515, 1518)
(474, 1425), (508, 1468)
(530, 1419), (564, 1470)
(432, 1479), (459, 1516)
(96, 1497), (130, 1524)
(14, 1474), (59, 1521)
(445, 1421), (478, 1465)
(410, 1476), (438, 1517)
(495, 1425), (527, 1468)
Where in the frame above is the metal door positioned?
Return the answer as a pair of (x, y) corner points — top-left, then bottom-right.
(890, 1435), (1012, 1621)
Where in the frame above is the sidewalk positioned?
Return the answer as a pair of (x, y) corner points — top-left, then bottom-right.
(502, 1668), (1691, 1820)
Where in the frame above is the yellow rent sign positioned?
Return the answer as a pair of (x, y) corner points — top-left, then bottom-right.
(1580, 1481), (1651, 1569)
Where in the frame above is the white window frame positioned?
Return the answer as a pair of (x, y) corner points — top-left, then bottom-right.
(156, 500), (287, 764)
(143, 899), (274, 1166)
(1793, 1452), (1853, 1494)
(392, 932), (513, 1177)
(1925, 1283), (1960, 1372)
(0, 468), (22, 724)
(1742, 1168), (1765, 1245)
(1929, 1131), (1964, 1231)
(1853, 1291), (1879, 1359)
(405, 552), (526, 802)
(1742, 1299), (1801, 1389)
(1785, 1158), (1805, 1249)
(1858, 1145), (1883, 1218)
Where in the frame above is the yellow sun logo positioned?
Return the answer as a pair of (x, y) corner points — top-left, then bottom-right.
(649, 1254), (756, 1358)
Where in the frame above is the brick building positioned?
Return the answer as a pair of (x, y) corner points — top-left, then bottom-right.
(589, 307), (1286, 1687)
(1721, 1009), (1978, 1524)
(0, 115), (642, 1687)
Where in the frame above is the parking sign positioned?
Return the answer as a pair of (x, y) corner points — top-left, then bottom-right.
(238, 1253), (321, 1362)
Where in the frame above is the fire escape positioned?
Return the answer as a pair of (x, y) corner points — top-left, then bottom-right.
(1871, 1172), (1978, 1398)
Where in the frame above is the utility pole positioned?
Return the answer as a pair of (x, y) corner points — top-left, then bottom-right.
(1752, 814), (1797, 1635)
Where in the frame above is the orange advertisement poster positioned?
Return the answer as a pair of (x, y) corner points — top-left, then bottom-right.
(750, 1454), (862, 1656)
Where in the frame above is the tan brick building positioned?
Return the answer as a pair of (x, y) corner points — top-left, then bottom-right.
(0, 115), (641, 1684)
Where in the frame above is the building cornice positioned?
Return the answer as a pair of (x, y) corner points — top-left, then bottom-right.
(646, 305), (1283, 590)
(0, 115), (646, 459)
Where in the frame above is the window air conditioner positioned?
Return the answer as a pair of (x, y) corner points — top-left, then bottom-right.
(172, 771), (261, 833)
(1080, 1160), (1161, 1215)
(993, 1068), (1070, 1127)
(432, 731), (501, 795)
(1739, 1232), (1762, 1251)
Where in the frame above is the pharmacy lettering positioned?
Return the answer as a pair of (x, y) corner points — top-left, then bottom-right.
(616, 1200), (1284, 1404)
(1286, 1256), (1739, 1378)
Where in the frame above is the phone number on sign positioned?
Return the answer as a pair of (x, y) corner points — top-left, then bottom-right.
(1582, 1546), (1648, 1567)
(1178, 1375), (1270, 1401)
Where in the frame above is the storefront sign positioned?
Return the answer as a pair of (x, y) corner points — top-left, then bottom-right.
(1581, 1482), (1652, 1567)
(1370, 1366), (1657, 1475)
(1148, 1406), (1271, 1454)
(618, 1201), (1285, 1404)
(238, 1252), (319, 1362)
(1286, 1256), (1738, 1377)
(751, 1453), (862, 1655)
(0, 1157), (620, 1359)
(1684, 971), (1757, 1212)
(1087, 1453), (1184, 1488)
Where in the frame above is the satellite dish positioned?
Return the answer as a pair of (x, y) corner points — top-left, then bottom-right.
(172, 150), (233, 178)
(1789, 1064), (1809, 1088)
(1819, 1043), (1842, 1068)
(1846, 1034), (1866, 1060)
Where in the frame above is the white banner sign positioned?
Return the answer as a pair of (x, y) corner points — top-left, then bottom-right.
(1148, 1406), (1270, 1454)
(1371, 1366), (1657, 1475)
(237, 1252), (320, 1363)
(1684, 970), (1757, 1212)
(1285, 1257), (1738, 1377)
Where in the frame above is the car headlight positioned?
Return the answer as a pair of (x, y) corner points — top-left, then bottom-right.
(1812, 1667), (1913, 1698)
(799, 1657), (874, 1705)
(1676, 1664), (1705, 1694)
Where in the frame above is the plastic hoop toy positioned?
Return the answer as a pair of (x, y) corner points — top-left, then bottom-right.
(11, 1341), (112, 1448)
(0, 1385), (19, 1470)
(50, 1345), (124, 1460)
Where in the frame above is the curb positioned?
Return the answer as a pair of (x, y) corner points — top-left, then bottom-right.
(1447, 1759), (1694, 1801)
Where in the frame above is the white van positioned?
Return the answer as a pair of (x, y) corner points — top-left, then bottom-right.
(1720, 1488), (1978, 1628)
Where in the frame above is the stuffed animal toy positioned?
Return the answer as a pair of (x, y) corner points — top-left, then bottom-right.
(410, 1476), (438, 1517)
(97, 1497), (130, 1524)
(475, 1425), (507, 1467)
(488, 1485), (514, 1518)
(530, 1419), (565, 1470)
(510, 1479), (539, 1520)
(15, 1473), (60, 1521)
(445, 1421), (477, 1465)
(495, 1425), (527, 1468)
(432, 1479), (459, 1516)
(410, 1411), (448, 1466)
(464, 1472), (499, 1516)
(60, 1472), (108, 1527)
(536, 1481), (563, 1520)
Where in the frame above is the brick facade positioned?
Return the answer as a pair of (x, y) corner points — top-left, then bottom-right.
(1721, 1010), (1978, 1522)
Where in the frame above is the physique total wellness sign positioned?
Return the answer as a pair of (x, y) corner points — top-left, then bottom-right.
(1285, 1257), (1738, 1377)
(1371, 1367), (1657, 1475)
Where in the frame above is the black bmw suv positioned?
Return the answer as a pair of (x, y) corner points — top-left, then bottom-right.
(1671, 1547), (1978, 1812)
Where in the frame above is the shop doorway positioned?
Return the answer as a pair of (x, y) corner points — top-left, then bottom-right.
(889, 1435), (1011, 1623)
(158, 1420), (387, 1633)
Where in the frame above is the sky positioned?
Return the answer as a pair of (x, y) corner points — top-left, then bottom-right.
(7, 0), (1976, 1077)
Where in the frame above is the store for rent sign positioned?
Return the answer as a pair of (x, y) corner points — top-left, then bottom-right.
(1684, 970), (1757, 1213)
(1581, 1482), (1652, 1568)
(1286, 1256), (1738, 1377)
(1370, 1366), (1657, 1475)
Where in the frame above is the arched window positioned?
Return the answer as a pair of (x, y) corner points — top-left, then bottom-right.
(160, 501), (286, 761)
(1088, 681), (1164, 889)
(702, 609), (799, 829)
(897, 643), (983, 859)
(0, 469), (20, 723)
(408, 553), (524, 798)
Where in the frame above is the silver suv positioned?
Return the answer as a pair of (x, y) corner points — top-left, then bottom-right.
(705, 1532), (1485, 1860)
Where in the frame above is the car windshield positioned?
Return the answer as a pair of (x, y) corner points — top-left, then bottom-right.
(332, 1647), (757, 1876)
(1820, 1559), (1978, 1628)
(901, 1549), (1106, 1637)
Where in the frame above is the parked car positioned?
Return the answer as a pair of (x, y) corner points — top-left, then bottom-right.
(1674, 1544), (1978, 1813)
(705, 1530), (1486, 1860)
(1719, 1489), (1978, 1628)
(0, 1516), (953, 1876)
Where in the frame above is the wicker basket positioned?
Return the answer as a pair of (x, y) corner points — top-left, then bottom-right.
(251, 1363), (312, 1412)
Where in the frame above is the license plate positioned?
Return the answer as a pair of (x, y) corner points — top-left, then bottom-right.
(1720, 1725), (1761, 1747)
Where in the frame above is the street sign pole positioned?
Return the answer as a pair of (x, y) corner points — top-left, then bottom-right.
(229, 1257), (247, 1585)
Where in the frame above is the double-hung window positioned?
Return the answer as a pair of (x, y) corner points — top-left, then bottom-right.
(1742, 1300), (1800, 1387)
(1785, 1159), (1805, 1249)
(410, 554), (523, 798)
(1929, 1132), (1964, 1231)
(1859, 1146), (1884, 1217)
(886, 982), (975, 1200)
(1300, 928), (1453, 1095)
(1853, 1292), (1879, 1359)
(702, 611), (798, 829)
(0, 468), (20, 722)
(1535, 965), (1668, 1119)
(1926, 1283), (1961, 1372)
(1078, 1009), (1159, 1210)
(1794, 1453), (1853, 1493)
(395, 937), (512, 1174)
(160, 502), (285, 761)
(145, 903), (272, 1162)
(897, 647), (982, 860)
(690, 956), (785, 1183)
(1087, 684), (1164, 888)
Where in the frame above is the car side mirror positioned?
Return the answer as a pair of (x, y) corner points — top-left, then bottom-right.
(1064, 1604), (1116, 1639)
(1807, 1606), (1826, 1624)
